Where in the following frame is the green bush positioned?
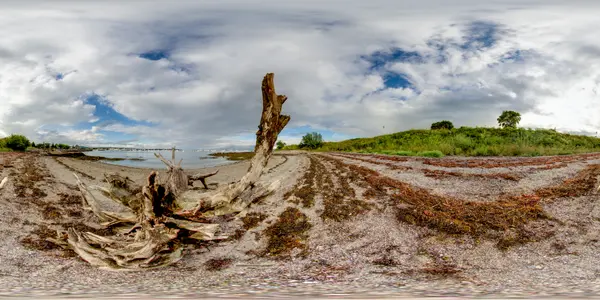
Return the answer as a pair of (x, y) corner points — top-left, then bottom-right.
(473, 145), (491, 156)
(282, 144), (300, 150)
(4, 134), (31, 151)
(419, 150), (444, 158)
(276, 140), (286, 150)
(453, 134), (475, 151)
(299, 132), (324, 149)
(431, 120), (454, 130)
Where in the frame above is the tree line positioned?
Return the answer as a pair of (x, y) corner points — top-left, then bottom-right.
(431, 110), (521, 130)
(0, 134), (74, 151)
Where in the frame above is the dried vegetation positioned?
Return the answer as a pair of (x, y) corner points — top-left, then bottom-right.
(322, 154), (600, 250)
(263, 207), (312, 258)
(421, 152), (600, 168)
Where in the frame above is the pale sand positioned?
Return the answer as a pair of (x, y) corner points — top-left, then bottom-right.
(0, 151), (599, 298)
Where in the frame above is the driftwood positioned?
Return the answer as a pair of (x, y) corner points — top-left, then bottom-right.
(153, 149), (219, 190)
(189, 170), (219, 189)
(57, 73), (290, 270)
(0, 177), (7, 190)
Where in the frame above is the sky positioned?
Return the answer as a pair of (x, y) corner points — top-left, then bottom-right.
(0, 0), (599, 149)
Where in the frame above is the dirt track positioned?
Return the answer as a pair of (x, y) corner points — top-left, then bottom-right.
(0, 151), (599, 298)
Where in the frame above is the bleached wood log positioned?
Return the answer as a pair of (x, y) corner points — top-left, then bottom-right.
(0, 177), (7, 190)
(73, 173), (137, 225)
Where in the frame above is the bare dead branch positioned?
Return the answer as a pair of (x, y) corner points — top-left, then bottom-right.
(189, 170), (219, 189)
(154, 152), (173, 168)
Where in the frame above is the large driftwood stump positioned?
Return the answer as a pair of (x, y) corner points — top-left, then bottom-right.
(60, 73), (290, 270)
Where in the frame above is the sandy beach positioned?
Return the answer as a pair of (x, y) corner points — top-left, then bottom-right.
(1, 150), (600, 298)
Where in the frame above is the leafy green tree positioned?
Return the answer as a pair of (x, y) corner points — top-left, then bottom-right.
(4, 134), (31, 151)
(497, 111), (521, 129)
(31, 142), (36, 148)
(299, 132), (324, 149)
(276, 140), (286, 150)
(431, 120), (454, 130)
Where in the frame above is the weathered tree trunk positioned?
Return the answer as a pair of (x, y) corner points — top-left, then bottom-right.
(178, 73), (290, 216)
(60, 73), (290, 270)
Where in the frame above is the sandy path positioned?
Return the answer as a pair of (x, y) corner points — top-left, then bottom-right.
(1, 151), (600, 298)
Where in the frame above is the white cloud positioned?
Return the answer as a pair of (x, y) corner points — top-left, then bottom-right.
(0, 0), (599, 147)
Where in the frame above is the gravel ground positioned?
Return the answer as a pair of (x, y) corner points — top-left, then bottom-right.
(1, 151), (600, 298)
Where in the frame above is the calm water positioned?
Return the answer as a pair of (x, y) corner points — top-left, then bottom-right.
(84, 150), (237, 169)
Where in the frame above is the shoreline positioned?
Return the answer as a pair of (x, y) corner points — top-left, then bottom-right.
(44, 151), (268, 173)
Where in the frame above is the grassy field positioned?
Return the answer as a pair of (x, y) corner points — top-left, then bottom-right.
(0, 148), (11, 152)
(283, 127), (600, 157)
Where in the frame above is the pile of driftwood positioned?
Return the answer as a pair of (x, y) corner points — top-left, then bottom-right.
(52, 73), (290, 271)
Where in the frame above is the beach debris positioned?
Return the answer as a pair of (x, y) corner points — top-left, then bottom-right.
(189, 170), (219, 189)
(0, 177), (7, 190)
(58, 73), (290, 270)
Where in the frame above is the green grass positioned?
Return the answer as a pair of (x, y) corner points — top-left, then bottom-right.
(0, 148), (11, 152)
(283, 127), (600, 157)
(208, 152), (255, 161)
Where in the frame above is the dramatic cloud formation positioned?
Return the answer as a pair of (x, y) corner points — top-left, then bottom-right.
(0, 0), (599, 148)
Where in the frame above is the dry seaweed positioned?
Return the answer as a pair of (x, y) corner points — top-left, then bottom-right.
(263, 207), (312, 257)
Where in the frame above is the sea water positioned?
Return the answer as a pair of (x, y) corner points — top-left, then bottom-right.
(83, 150), (237, 169)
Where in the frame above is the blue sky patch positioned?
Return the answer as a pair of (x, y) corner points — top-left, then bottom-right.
(460, 21), (502, 51)
(360, 47), (422, 91)
(84, 95), (155, 127)
(382, 72), (413, 89)
(136, 48), (194, 76)
(362, 47), (424, 70)
(138, 49), (170, 61)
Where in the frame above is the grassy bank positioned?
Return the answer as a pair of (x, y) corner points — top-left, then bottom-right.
(209, 152), (255, 161)
(286, 127), (600, 157)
